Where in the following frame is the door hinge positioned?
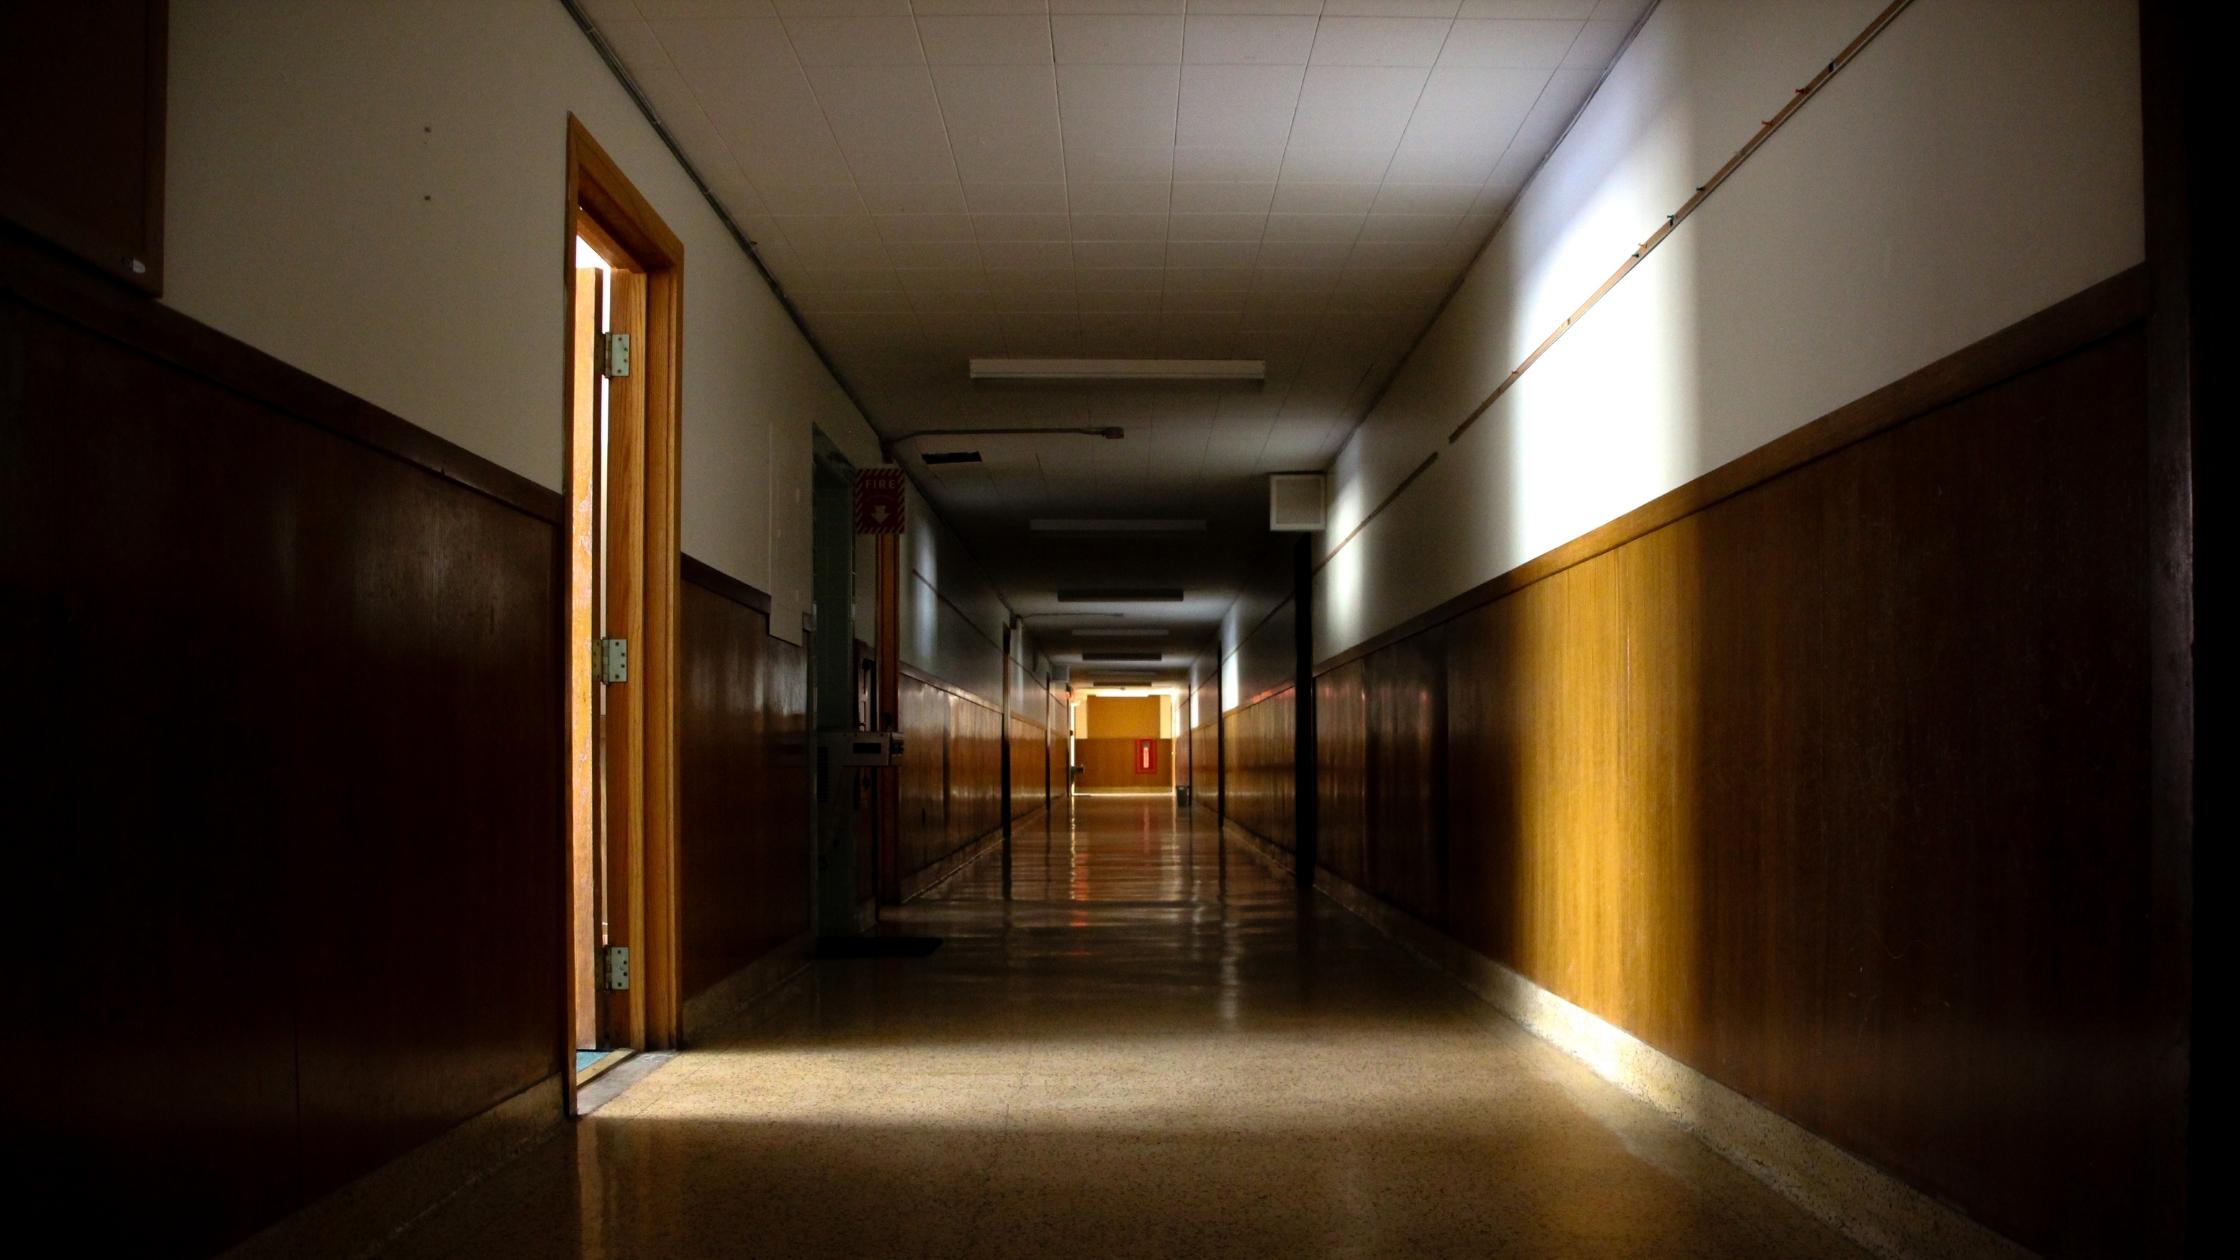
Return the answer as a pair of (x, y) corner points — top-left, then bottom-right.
(597, 331), (632, 378)
(597, 637), (628, 684)
(600, 945), (631, 992)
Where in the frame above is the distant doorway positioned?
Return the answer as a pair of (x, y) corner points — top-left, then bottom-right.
(563, 117), (684, 1109)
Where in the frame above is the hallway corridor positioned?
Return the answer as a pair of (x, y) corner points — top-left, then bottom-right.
(385, 798), (1857, 1260)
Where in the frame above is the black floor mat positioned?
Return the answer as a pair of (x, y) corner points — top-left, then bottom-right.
(812, 935), (943, 959)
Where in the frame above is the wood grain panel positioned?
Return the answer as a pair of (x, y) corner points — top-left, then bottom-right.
(1317, 297), (2170, 1255)
(1366, 628), (1445, 927)
(1315, 663), (1368, 888)
(1009, 713), (1048, 819)
(6, 238), (559, 1253)
(1222, 689), (1295, 850)
(678, 572), (809, 1004)
(0, 2), (166, 291)
(1076, 737), (1174, 789)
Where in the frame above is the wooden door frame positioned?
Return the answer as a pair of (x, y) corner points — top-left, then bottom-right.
(562, 115), (684, 1115)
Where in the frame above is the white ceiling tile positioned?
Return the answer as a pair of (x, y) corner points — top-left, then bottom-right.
(1437, 19), (1578, 67)
(1357, 212), (1461, 242)
(1073, 240), (1167, 268)
(1262, 212), (1363, 242)
(783, 15), (925, 62)
(885, 239), (985, 268)
(1057, 64), (1181, 149)
(772, 0), (911, 13)
(1167, 239), (1261, 268)
(1074, 267), (1166, 290)
(933, 65), (1068, 183)
(1185, 0), (1323, 12)
(783, 264), (898, 290)
(1276, 145), (1392, 182)
(859, 180), (970, 213)
(807, 65), (961, 182)
(1309, 18), (1453, 66)
(1385, 63), (1544, 181)
(1051, 15), (1185, 62)
(1170, 181), (1276, 213)
(990, 288), (1079, 313)
(897, 265), (991, 292)
(1591, 0), (1651, 21)
(1562, 17), (1627, 67)
(1257, 260), (1339, 291)
(1181, 16), (1319, 64)
(599, 19), (677, 71)
(1172, 145), (1285, 181)
(1078, 294), (1164, 317)
(1254, 239), (1353, 267)
(981, 239), (1079, 269)
(640, 1), (780, 13)
(1050, 0), (1183, 12)
(1165, 289), (1249, 313)
(1369, 182), (1478, 214)
(1323, 0), (1459, 14)
(917, 15), (1056, 62)
(695, 72), (855, 183)
(1346, 239), (1446, 266)
(1177, 64), (1305, 149)
(1271, 181), (1379, 213)
(1456, 0), (1590, 16)
(795, 288), (916, 314)
(1167, 212), (1267, 241)
(1286, 65), (1428, 149)
(964, 182), (1072, 213)
(1072, 212), (1171, 241)
(758, 182), (867, 215)
(648, 18), (796, 73)
(874, 212), (978, 242)
(1069, 182), (1172, 213)
(973, 212), (1075, 240)
(1066, 145), (1177, 182)
(913, 0), (1049, 14)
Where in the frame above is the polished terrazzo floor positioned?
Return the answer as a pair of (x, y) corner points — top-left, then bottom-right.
(386, 798), (1861, 1259)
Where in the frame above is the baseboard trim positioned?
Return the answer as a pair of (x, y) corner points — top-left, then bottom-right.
(681, 931), (814, 1045)
(900, 829), (1005, 902)
(220, 1074), (565, 1260)
(1307, 852), (2033, 1260)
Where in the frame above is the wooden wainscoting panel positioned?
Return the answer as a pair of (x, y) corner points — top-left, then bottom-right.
(1222, 689), (1296, 850)
(1321, 312), (2165, 1254)
(898, 677), (949, 880)
(1366, 625), (1446, 928)
(678, 572), (810, 1006)
(1315, 662), (1369, 890)
(7, 255), (561, 1252)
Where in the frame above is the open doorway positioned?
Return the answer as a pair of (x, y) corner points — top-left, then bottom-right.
(563, 117), (684, 1109)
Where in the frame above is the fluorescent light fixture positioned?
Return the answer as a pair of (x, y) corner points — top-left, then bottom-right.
(922, 450), (982, 465)
(971, 358), (1265, 383)
(1072, 628), (1170, 638)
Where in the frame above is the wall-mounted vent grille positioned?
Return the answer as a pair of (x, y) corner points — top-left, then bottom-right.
(1269, 473), (1326, 531)
(1056, 589), (1184, 602)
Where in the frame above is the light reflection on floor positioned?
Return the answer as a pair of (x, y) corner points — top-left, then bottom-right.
(383, 797), (1860, 1259)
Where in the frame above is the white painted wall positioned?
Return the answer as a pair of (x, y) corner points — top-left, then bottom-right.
(160, 0), (883, 644)
(1315, 0), (2144, 658)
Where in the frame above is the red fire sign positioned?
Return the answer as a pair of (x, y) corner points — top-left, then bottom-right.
(853, 468), (905, 535)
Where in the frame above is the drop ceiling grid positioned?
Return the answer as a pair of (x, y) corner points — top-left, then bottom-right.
(598, 2), (1638, 394)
